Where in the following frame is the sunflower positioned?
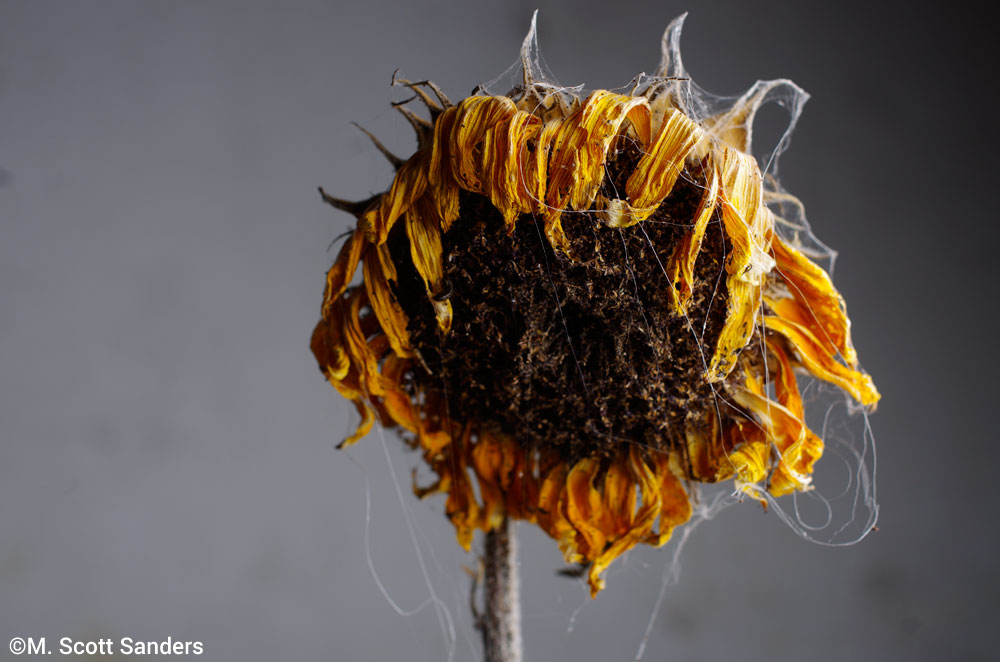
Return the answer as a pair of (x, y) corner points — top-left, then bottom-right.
(310, 15), (879, 598)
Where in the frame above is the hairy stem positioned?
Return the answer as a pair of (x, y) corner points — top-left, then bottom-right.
(482, 518), (522, 662)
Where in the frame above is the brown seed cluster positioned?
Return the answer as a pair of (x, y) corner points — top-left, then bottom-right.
(392, 156), (733, 466)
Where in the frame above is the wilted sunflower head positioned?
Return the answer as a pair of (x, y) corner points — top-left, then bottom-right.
(311, 14), (879, 597)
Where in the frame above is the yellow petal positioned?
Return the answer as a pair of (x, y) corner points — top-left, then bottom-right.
(625, 108), (703, 223)
(405, 195), (453, 334)
(707, 149), (776, 381)
(360, 153), (430, 245)
(362, 242), (414, 358)
(320, 229), (365, 319)
(340, 288), (385, 397)
(481, 111), (542, 228)
(310, 314), (350, 383)
(667, 162), (720, 314)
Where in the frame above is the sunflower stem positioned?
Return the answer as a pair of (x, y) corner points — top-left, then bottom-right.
(482, 518), (522, 662)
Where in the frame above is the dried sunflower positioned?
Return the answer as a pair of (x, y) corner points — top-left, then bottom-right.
(310, 15), (879, 598)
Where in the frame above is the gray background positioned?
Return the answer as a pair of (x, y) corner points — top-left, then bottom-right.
(2, 1), (996, 660)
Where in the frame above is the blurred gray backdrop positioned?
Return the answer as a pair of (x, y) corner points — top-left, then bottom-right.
(2, 1), (996, 660)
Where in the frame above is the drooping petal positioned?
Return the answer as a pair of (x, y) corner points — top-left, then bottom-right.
(405, 194), (453, 333)
(310, 313), (350, 383)
(360, 152), (430, 245)
(338, 399), (376, 449)
(472, 433), (506, 531)
(600, 461), (637, 538)
(363, 242), (414, 358)
(667, 162), (720, 314)
(768, 235), (859, 367)
(340, 287), (385, 398)
(731, 370), (824, 496)
(565, 458), (607, 559)
(648, 451), (692, 547)
(586, 448), (661, 597)
(764, 315), (880, 407)
(379, 354), (418, 432)
(708, 148), (776, 381)
(537, 463), (582, 563)
(444, 425), (481, 550)
(321, 229), (366, 319)
(481, 111), (543, 228)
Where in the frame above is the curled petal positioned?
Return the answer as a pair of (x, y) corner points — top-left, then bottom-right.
(360, 152), (430, 244)
(338, 400), (376, 449)
(363, 242), (414, 358)
(647, 451), (692, 547)
(310, 313), (350, 383)
(764, 315), (880, 407)
(625, 108), (703, 223)
(340, 288), (385, 398)
(703, 79), (807, 155)
(600, 461), (637, 538)
(565, 458), (607, 559)
(667, 162), (720, 314)
(405, 195), (453, 333)
(321, 229), (366, 320)
(731, 380), (824, 496)
(482, 111), (543, 228)
(707, 149), (776, 381)
(768, 235), (859, 367)
(537, 464), (581, 563)
(380, 355), (418, 432)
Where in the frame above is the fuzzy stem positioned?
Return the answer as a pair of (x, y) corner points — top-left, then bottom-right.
(482, 518), (522, 662)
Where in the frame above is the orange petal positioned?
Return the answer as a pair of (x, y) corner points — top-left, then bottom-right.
(337, 399), (375, 449)
(379, 355), (417, 432)
(648, 452), (692, 547)
(537, 464), (581, 563)
(310, 315), (350, 383)
(768, 235), (859, 367)
(565, 458), (606, 559)
(600, 461), (637, 538)
(340, 288), (385, 397)
(320, 229), (365, 319)
(764, 315), (880, 407)
(443, 426), (480, 550)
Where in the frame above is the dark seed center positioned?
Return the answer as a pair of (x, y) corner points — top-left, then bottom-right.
(390, 155), (730, 462)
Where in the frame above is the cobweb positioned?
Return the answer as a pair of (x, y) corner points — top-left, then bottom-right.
(335, 11), (877, 661)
